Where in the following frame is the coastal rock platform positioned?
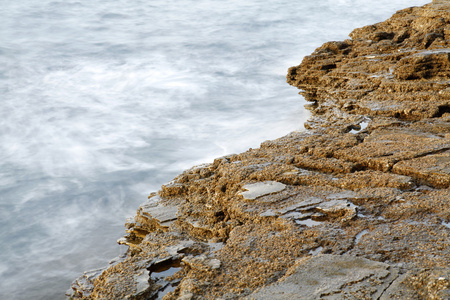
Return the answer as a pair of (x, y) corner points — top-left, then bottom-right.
(68, 1), (449, 299)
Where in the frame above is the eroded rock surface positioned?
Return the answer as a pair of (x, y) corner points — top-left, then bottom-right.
(246, 254), (399, 300)
(68, 1), (450, 299)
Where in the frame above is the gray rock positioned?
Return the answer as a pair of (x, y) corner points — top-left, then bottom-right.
(66, 267), (106, 298)
(280, 211), (313, 220)
(134, 270), (151, 296)
(379, 271), (418, 300)
(247, 255), (399, 300)
(315, 199), (357, 222)
(259, 209), (278, 217)
(140, 196), (178, 225)
(182, 254), (221, 271)
(326, 191), (358, 200)
(165, 240), (196, 256)
(240, 181), (286, 200)
(276, 197), (324, 214)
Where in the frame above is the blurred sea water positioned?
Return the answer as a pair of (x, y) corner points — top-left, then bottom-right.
(0, 0), (429, 299)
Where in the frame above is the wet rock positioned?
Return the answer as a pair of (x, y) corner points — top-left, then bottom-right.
(392, 150), (450, 188)
(394, 51), (450, 80)
(406, 268), (450, 299)
(259, 209), (278, 217)
(276, 197), (323, 214)
(119, 196), (180, 248)
(70, 2), (450, 299)
(139, 195), (178, 225)
(280, 211), (313, 220)
(133, 270), (151, 297)
(182, 254), (221, 271)
(164, 240), (196, 256)
(239, 181), (286, 200)
(381, 269), (450, 300)
(246, 255), (399, 300)
(335, 128), (449, 172)
(315, 199), (357, 222)
(67, 268), (105, 298)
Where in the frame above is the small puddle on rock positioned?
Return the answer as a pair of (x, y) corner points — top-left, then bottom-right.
(152, 280), (180, 300)
(151, 264), (181, 281)
(149, 259), (182, 299)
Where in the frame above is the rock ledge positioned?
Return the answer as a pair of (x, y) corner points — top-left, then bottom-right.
(68, 1), (449, 299)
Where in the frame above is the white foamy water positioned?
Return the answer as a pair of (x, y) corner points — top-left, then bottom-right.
(0, 0), (429, 299)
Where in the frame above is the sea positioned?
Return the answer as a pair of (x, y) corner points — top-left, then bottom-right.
(0, 0), (429, 299)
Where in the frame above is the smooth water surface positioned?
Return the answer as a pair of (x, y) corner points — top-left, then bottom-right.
(0, 0), (429, 299)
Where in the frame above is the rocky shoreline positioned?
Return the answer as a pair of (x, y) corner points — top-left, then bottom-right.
(68, 1), (449, 299)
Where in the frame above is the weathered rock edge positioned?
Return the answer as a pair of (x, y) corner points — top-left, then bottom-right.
(68, 1), (449, 299)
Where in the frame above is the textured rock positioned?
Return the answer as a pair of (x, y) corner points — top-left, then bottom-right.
(239, 181), (286, 200)
(182, 255), (221, 271)
(246, 255), (398, 300)
(67, 268), (106, 298)
(69, 1), (450, 299)
(392, 150), (450, 188)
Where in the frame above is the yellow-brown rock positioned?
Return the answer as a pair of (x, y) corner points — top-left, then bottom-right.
(68, 1), (450, 299)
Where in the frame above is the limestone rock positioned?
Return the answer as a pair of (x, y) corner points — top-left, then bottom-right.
(239, 181), (286, 200)
(315, 199), (357, 222)
(133, 270), (151, 297)
(69, 1), (450, 299)
(246, 255), (399, 300)
(67, 268), (105, 298)
(182, 254), (221, 271)
(392, 150), (450, 188)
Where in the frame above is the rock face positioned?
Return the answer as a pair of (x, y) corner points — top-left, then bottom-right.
(68, 1), (450, 299)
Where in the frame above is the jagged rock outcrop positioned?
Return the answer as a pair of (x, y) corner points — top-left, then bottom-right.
(68, 1), (449, 299)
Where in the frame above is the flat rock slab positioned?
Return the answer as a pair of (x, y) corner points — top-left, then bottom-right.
(182, 254), (221, 271)
(277, 197), (324, 214)
(393, 150), (450, 188)
(134, 270), (151, 296)
(247, 255), (398, 300)
(336, 129), (449, 172)
(240, 181), (286, 200)
(140, 200), (178, 224)
(316, 199), (357, 222)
